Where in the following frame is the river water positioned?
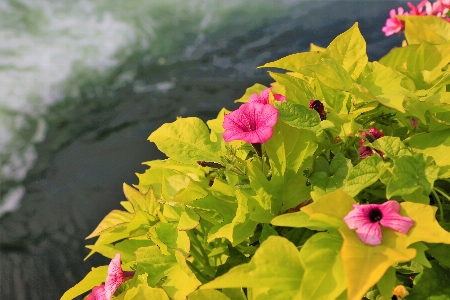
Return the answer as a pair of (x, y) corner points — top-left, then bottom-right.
(0, 0), (405, 299)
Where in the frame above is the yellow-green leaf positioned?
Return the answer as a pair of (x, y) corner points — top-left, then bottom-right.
(259, 51), (322, 74)
(400, 16), (450, 44)
(324, 22), (368, 79)
(339, 225), (416, 300)
(86, 210), (133, 239)
(301, 189), (356, 228)
(60, 266), (108, 300)
(188, 289), (230, 300)
(297, 233), (346, 300)
(201, 236), (304, 299)
(234, 83), (266, 103)
(148, 117), (221, 164)
(122, 285), (169, 300)
(401, 202), (450, 246)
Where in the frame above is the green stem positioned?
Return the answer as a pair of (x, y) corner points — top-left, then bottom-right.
(431, 188), (445, 223)
(186, 230), (215, 275)
(434, 187), (450, 203)
(186, 260), (212, 284)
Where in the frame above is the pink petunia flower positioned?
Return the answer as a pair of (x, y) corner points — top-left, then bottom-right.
(441, 0), (450, 9)
(222, 102), (278, 144)
(85, 284), (106, 300)
(412, 118), (418, 127)
(343, 200), (414, 246)
(382, 7), (407, 36)
(358, 127), (384, 159)
(407, 0), (427, 15)
(85, 254), (135, 300)
(408, 0), (450, 19)
(248, 87), (286, 104)
(429, 0), (450, 18)
(309, 100), (327, 120)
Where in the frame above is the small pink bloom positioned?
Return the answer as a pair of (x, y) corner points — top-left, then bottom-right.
(440, 0), (450, 9)
(105, 254), (134, 299)
(248, 87), (286, 104)
(85, 284), (106, 300)
(344, 200), (414, 246)
(85, 254), (134, 300)
(412, 118), (418, 127)
(407, 0), (427, 15)
(408, 0), (449, 18)
(358, 127), (384, 159)
(222, 102), (278, 144)
(382, 7), (407, 36)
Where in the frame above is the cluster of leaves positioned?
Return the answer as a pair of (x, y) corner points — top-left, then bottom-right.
(62, 16), (450, 300)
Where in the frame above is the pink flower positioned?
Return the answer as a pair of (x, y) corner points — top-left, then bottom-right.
(344, 200), (414, 246)
(222, 102), (278, 144)
(429, 0), (450, 18)
(408, 0), (450, 19)
(248, 87), (286, 104)
(382, 7), (407, 36)
(412, 118), (418, 127)
(309, 100), (327, 120)
(441, 0), (450, 9)
(407, 0), (427, 15)
(85, 254), (134, 300)
(84, 285), (106, 300)
(358, 127), (384, 159)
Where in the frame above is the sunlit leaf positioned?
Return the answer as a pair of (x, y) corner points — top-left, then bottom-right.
(379, 44), (419, 69)
(86, 210), (134, 239)
(121, 284), (170, 300)
(269, 72), (315, 106)
(401, 202), (450, 246)
(273, 101), (321, 130)
(386, 154), (439, 203)
(172, 180), (208, 204)
(271, 211), (331, 231)
(60, 266), (108, 300)
(188, 289), (231, 300)
(400, 16), (450, 44)
(201, 236), (304, 299)
(324, 22), (368, 79)
(178, 209), (200, 231)
(154, 222), (190, 254)
(234, 83), (267, 103)
(376, 267), (396, 300)
(342, 154), (385, 197)
(259, 51), (322, 74)
(149, 117), (221, 164)
(408, 129), (450, 175)
(301, 189), (356, 228)
(208, 190), (257, 246)
(339, 225), (416, 300)
(135, 246), (201, 299)
(409, 242), (431, 268)
(358, 62), (410, 113)
(297, 232), (346, 300)
(123, 183), (157, 215)
(305, 58), (353, 90)
(309, 153), (352, 198)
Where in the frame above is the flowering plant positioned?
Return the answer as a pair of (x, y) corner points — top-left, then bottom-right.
(62, 10), (450, 300)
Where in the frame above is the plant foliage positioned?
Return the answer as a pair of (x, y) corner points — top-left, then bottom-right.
(63, 14), (450, 300)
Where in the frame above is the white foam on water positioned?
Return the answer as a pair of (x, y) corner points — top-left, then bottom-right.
(0, 186), (24, 218)
(0, 0), (319, 214)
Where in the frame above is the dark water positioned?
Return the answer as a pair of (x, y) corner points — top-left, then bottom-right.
(0, 1), (405, 299)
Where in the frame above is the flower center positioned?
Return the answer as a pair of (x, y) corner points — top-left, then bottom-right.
(368, 207), (383, 222)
